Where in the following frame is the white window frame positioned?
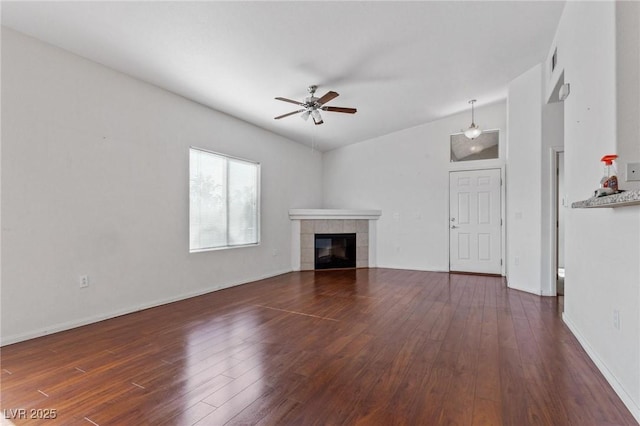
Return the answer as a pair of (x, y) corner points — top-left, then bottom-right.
(189, 147), (260, 252)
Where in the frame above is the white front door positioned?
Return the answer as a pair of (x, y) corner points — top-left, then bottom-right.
(449, 169), (502, 274)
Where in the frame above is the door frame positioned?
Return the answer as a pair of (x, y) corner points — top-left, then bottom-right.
(548, 147), (565, 296)
(448, 165), (506, 276)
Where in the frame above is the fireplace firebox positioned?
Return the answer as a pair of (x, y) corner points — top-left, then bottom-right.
(314, 233), (356, 270)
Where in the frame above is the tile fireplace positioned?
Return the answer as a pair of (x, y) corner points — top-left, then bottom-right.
(289, 209), (382, 271)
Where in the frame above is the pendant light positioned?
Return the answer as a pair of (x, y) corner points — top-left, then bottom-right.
(464, 99), (482, 140)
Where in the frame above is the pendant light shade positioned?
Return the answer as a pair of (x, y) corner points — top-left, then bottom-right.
(464, 100), (482, 140)
(311, 109), (324, 125)
(464, 124), (482, 140)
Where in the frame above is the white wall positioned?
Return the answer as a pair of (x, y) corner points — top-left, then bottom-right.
(507, 62), (565, 297)
(548, 2), (640, 420)
(322, 102), (506, 271)
(506, 65), (543, 294)
(1, 28), (323, 345)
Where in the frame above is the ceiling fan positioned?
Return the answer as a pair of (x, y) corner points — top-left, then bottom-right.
(274, 85), (357, 125)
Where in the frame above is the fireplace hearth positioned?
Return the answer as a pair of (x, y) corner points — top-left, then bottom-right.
(315, 233), (356, 270)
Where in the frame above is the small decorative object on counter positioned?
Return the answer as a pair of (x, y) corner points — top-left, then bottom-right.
(595, 154), (619, 197)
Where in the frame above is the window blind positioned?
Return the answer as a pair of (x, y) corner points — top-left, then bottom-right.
(189, 148), (259, 251)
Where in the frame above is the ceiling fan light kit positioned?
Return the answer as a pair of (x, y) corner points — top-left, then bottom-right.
(464, 99), (482, 140)
(275, 85), (357, 125)
(311, 109), (324, 125)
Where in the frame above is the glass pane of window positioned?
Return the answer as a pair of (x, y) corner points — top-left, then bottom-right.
(228, 158), (259, 246)
(450, 130), (499, 162)
(189, 148), (260, 252)
(189, 149), (227, 250)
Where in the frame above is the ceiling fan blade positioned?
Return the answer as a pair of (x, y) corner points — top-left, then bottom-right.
(322, 106), (357, 114)
(316, 91), (339, 105)
(274, 109), (305, 120)
(275, 97), (305, 106)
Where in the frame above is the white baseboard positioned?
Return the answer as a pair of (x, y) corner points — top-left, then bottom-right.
(563, 312), (640, 423)
(507, 282), (545, 296)
(1, 268), (292, 346)
(375, 264), (450, 273)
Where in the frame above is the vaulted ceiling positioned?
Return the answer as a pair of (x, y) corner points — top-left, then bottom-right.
(1, 1), (565, 151)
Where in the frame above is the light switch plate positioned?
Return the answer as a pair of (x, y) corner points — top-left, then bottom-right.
(626, 162), (640, 181)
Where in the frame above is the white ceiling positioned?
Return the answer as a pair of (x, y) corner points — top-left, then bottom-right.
(1, 1), (565, 151)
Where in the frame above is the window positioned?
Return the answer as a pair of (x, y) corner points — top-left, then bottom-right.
(189, 147), (260, 252)
(450, 130), (500, 162)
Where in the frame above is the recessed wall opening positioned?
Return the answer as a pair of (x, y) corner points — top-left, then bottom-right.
(314, 233), (356, 270)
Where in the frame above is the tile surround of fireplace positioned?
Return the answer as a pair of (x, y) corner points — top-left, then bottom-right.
(301, 220), (366, 270)
(289, 209), (381, 271)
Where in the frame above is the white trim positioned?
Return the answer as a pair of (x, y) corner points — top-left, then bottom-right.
(291, 220), (301, 271)
(189, 147), (261, 253)
(449, 128), (501, 163)
(501, 166), (506, 277)
(368, 220), (378, 267)
(549, 147), (564, 296)
(373, 265), (450, 273)
(448, 126), (506, 172)
(0, 268), (292, 346)
(289, 209), (382, 220)
(563, 313), (640, 423)
(448, 167), (506, 276)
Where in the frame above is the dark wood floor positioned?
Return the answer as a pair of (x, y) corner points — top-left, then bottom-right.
(1, 269), (637, 425)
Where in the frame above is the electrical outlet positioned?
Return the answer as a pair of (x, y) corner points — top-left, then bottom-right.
(626, 163), (640, 182)
(613, 309), (620, 330)
(80, 275), (89, 288)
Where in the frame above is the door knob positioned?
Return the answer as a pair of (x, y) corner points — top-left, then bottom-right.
(451, 225), (459, 229)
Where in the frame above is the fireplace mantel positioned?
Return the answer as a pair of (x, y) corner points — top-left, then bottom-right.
(289, 209), (381, 271)
(288, 209), (382, 220)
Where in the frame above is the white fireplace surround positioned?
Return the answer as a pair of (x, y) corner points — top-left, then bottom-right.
(289, 209), (382, 271)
